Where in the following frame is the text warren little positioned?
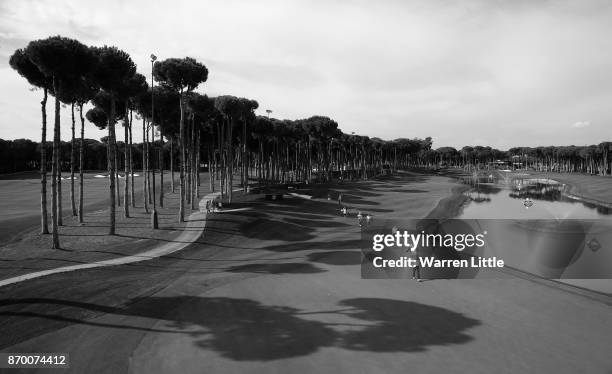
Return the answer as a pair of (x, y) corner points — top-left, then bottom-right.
(372, 256), (505, 268)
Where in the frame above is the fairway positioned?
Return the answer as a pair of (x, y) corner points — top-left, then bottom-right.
(0, 171), (168, 243)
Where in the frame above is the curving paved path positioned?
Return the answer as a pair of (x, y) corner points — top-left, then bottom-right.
(0, 192), (221, 289)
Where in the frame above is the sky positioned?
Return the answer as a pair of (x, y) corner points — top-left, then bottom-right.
(0, 0), (610, 150)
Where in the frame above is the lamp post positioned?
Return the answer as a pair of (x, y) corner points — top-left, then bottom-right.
(150, 53), (158, 229)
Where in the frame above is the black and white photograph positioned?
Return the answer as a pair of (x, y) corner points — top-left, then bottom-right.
(0, 0), (611, 373)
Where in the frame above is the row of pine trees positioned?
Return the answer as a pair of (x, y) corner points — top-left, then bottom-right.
(10, 35), (434, 249)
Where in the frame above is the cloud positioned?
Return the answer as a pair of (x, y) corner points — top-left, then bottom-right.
(1, 0), (612, 148)
(571, 121), (591, 129)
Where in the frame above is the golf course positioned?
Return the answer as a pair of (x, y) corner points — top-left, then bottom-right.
(1, 170), (611, 373)
(2, 2), (612, 372)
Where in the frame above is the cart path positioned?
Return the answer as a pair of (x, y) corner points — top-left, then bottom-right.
(0, 192), (220, 289)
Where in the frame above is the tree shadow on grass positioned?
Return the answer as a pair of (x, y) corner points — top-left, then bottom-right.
(283, 218), (351, 228)
(225, 262), (326, 274)
(0, 297), (480, 360)
(261, 239), (363, 253)
(239, 219), (316, 242)
(383, 189), (429, 194)
(306, 250), (362, 265)
(337, 298), (478, 352)
(341, 195), (382, 206)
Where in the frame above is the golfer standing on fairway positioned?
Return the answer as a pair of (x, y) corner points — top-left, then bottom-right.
(408, 242), (422, 282)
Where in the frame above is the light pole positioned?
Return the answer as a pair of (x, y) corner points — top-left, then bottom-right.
(150, 53), (158, 229)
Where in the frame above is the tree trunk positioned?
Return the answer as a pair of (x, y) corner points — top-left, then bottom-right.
(142, 117), (149, 213)
(147, 125), (152, 204)
(170, 138), (175, 193)
(228, 117), (233, 204)
(308, 138), (312, 182)
(70, 103), (76, 216)
(108, 94), (117, 235)
(123, 103), (130, 218)
(115, 138), (120, 207)
(40, 88), (49, 234)
(218, 122), (225, 201)
(151, 121), (156, 213)
(208, 148), (214, 193)
(78, 103), (85, 223)
(179, 89), (185, 222)
(57, 118), (63, 227)
(51, 78), (60, 248)
(242, 118), (247, 192)
(187, 117), (192, 208)
(196, 131), (201, 199)
(190, 117), (196, 210)
(196, 130), (200, 199)
(159, 135), (164, 208)
(129, 110), (135, 208)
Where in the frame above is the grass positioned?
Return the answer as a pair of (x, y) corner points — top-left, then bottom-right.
(0, 171), (209, 281)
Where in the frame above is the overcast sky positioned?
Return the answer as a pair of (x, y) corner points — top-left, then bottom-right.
(0, 0), (610, 149)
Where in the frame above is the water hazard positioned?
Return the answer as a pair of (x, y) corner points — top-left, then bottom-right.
(450, 171), (612, 286)
(456, 171), (611, 220)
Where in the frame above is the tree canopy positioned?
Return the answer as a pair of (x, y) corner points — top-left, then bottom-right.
(153, 57), (208, 92)
(8, 48), (53, 91)
(91, 46), (137, 95)
(25, 36), (93, 92)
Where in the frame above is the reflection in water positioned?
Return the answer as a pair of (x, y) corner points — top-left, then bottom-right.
(451, 172), (612, 288)
(459, 173), (503, 204)
(510, 183), (564, 201)
(459, 173), (612, 219)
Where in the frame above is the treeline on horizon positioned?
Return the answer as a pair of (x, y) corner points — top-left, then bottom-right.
(1, 138), (610, 176)
(0, 137), (169, 174)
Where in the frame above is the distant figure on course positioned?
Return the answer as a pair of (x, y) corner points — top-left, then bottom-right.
(341, 206), (347, 217)
(407, 246), (422, 282)
(365, 214), (372, 226)
(357, 211), (363, 227)
(338, 193), (343, 206)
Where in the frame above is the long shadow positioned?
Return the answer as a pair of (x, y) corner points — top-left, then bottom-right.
(307, 250), (362, 265)
(239, 218), (316, 242)
(0, 296), (480, 360)
(261, 239), (363, 253)
(0, 171), (40, 180)
(337, 298), (479, 352)
(339, 195), (381, 206)
(225, 263), (326, 274)
(384, 188), (429, 193)
(114, 234), (202, 245)
(249, 210), (332, 221)
(284, 218), (351, 228)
